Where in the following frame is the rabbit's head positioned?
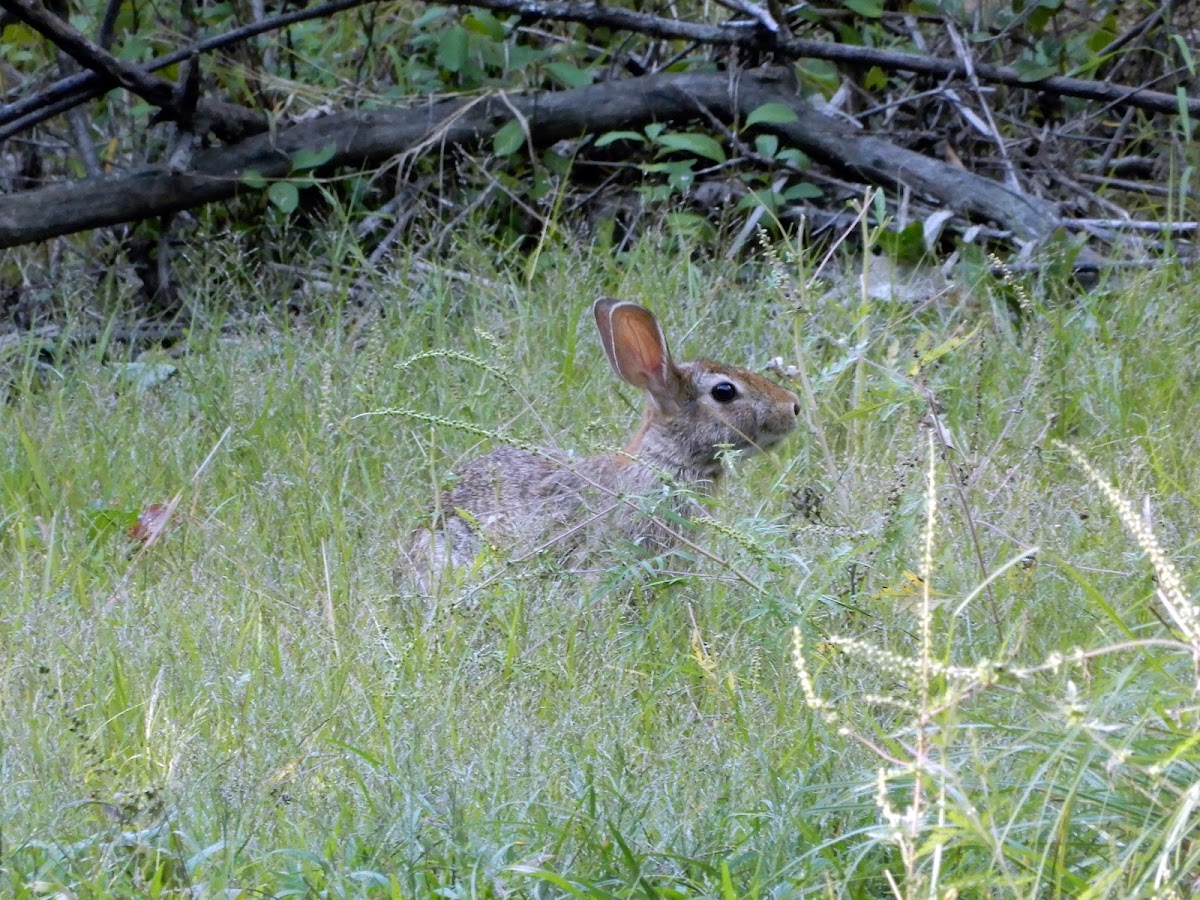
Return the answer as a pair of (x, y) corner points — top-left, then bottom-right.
(593, 298), (800, 483)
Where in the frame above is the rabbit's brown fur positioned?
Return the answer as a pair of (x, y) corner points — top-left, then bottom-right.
(401, 298), (800, 588)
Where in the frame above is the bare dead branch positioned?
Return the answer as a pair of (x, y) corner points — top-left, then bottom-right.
(713, 0), (781, 34)
(1064, 218), (1199, 234)
(0, 318), (199, 357)
(456, 0), (1200, 118)
(3, 0), (1192, 159)
(0, 0), (377, 141)
(1, 0), (179, 112)
(96, 0), (122, 49)
(0, 0), (266, 143)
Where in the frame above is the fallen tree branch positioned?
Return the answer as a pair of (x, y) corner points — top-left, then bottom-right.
(0, 318), (199, 358)
(0, 67), (1062, 249)
(3, 0), (1192, 150)
(459, 0), (1200, 118)
(1064, 218), (1199, 234)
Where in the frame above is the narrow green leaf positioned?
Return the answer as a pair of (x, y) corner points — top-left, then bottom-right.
(776, 148), (810, 168)
(1176, 88), (1192, 138)
(290, 143), (336, 172)
(463, 10), (505, 39)
(493, 119), (526, 157)
(506, 866), (595, 898)
(546, 61), (592, 88)
(1013, 57), (1058, 82)
(720, 861), (737, 900)
(594, 130), (646, 148)
(843, 0), (883, 17)
(1172, 34), (1196, 75)
(797, 58), (840, 93)
(655, 132), (726, 163)
(737, 191), (779, 211)
(782, 181), (823, 200)
(185, 840), (227, 872)
(413, 6), (451, 29)
(911, 325), (980, 372)
(500, 43), (540, 73)
(745, 101), (798, 127)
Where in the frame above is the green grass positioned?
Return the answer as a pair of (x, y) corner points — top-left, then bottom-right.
(2, 228), (1199, 897)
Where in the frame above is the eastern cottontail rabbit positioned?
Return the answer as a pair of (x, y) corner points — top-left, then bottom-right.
(401, 297), (800, 589)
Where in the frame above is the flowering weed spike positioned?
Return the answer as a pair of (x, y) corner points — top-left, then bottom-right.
(351, 408), (538, 451)
(823, 636), (977, 681)
(920, 428), (938, 696)
(791, 627), (836, 724)
(1054, 440), (1200, 658)
(989, 252), (1033, 317)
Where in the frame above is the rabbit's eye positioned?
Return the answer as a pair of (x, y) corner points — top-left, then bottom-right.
(710, 382), (738, 403)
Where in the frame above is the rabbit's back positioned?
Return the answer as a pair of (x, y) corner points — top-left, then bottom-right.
(446, 446), (583, 549)
(402, 446), (697, 586)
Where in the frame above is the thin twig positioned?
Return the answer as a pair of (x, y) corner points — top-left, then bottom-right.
(713, 0), (781, 34)
(1063, 218), (1199, 234)
(943, 19), (1019, 192)
(922, 390), (1003, 640)
(1075, 173), (1181, 200)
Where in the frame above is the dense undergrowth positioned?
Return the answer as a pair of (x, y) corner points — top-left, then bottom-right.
(1, 224), (1198, 897)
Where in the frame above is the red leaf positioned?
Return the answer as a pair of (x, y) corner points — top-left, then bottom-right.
(129, 502), (173, 545)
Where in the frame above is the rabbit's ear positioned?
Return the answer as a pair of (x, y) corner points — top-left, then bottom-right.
(593, 298), (685, 411)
